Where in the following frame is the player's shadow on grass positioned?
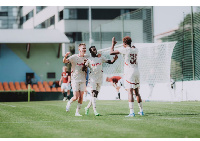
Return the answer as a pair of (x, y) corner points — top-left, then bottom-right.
(145, 112), (200, 116)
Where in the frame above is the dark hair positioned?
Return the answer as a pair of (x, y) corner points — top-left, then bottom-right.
(89, 46), (95, 53)
(123, 36), (132, 46)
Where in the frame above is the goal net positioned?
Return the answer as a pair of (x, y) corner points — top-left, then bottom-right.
(97, 42), (177, 101)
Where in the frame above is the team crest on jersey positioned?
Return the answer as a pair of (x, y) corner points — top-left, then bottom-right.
(62, 73), (68, 78)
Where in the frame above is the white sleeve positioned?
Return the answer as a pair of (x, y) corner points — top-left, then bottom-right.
(119, 48), (126, 55)
(67, 55), (75, 63)
(101, 56), (108, 63)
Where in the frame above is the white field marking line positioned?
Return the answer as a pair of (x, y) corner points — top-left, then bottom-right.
(72, 120), (92, 122)
(0, 120), (92, 124)
(161, 117), (181, 120)
(0, 103), (16, 107)
(164, 103), (200, 106)
(160, 116), (200, 120)
(123, 118), (142, 120)
(100, 104), (116, 105)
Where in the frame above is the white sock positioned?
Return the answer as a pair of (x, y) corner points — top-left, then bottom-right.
(69, 99), (73, 104)
(129, 102), (134, 114)
(66, 99), (73, 108)
(138, 102), (143, 112)
(76, 103), (82, 113)
(86, 98), (92, 109)
(91, 97), (97, 113)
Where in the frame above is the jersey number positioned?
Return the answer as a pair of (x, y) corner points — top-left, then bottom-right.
(130, 54), (137, 64)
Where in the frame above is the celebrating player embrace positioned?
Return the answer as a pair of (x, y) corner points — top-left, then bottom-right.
(63, 43), (88, 116)
(110, 36), (144, 117)
(82, 46), (118, 116)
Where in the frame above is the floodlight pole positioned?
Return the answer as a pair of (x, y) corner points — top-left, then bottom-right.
(89, 6), (92, 47)
(182, 12), (185, 101)
(191, 6), (195, 80)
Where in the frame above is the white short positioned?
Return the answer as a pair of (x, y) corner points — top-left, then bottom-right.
(89, 82), (101, 91)
(61, 83), (71, 91)
(117, 79), (124, 87)
(124, 76), (140, 89)
(71, 81), (86, 92)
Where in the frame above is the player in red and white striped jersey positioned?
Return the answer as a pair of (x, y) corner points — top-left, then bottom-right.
(59, 66), (71, 101)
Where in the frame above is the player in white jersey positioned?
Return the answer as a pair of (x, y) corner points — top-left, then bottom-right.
(63, 43), (88, 116)
(110, 36), (144, 117)
(82, 46), (118, 116)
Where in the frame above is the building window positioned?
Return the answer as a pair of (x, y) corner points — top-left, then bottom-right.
(36, 6), (46, 13)
(49, 16), (55, 26)
(0, 20), (2, 28)
(35, 15), (55, 29)
(0, 12), (8, 16)
(65, 32), (82, 43)
(59, 10), (63, 21)
(63, 9), (77, 19)
(92, 9), (121, 20)
(20, 17), (25, 25)
(0, 6), (8, 11)
(62, 8), (137, 20)
(77, 9), (88, 19)
(25, 10), (33, 21)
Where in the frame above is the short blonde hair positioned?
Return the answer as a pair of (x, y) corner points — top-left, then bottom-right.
(63, 66), (67, 69)
(78, 43), (86, 47)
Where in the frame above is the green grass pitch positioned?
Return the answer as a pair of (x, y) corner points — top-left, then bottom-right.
(0, 100), (200, 138)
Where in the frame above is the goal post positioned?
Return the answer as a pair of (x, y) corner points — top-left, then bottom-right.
(97, 42), (177, 101)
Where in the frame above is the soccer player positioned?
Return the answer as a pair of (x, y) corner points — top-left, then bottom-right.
(110, 36), (144, 117)
(82, 46), (118, 116)
(59, 66), (71, 101)
(63, 43), (88, 116)
(106, 76), (123, 100)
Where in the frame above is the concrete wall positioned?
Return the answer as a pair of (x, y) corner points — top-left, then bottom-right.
(0, 43), (65, 82)
(0, 44), (40, 82)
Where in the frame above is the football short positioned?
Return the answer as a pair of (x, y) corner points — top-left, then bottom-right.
(71, 81), (86, 92)
(124, 75), (140, 89)
(61, 83), (71, 91)
(90, 82), (101, 91)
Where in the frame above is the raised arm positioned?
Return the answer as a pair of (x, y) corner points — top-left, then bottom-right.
(106, 55), (118, 64)
(110, 37), (120, 55)
(63, 52), (70, 63)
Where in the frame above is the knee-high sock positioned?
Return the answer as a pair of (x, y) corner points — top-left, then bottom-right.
(118, 92), (120, 99)
(138, 102), (143, 112)
(66, 98), (73, 109)
(86, 98), (92, 109)
(91, 97), (97, 113)
(76, 103), (82, 113)
(129, 102), (134, 114)
(63, 92), (66, 97)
